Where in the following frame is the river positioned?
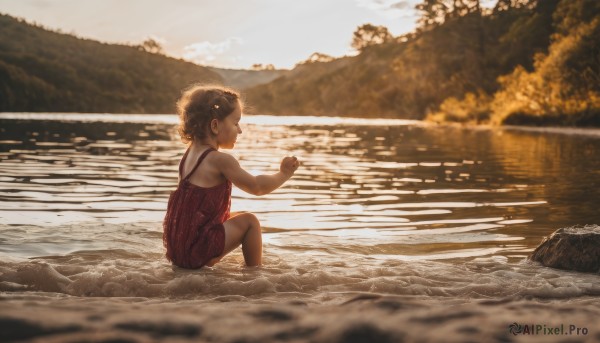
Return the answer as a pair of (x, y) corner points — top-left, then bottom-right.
(1, 113), (599, 342)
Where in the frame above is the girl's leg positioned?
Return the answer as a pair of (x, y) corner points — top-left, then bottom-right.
(207, 212), (262, 267)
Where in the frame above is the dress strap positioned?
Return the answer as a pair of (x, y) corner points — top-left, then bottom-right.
(181, 147), (214, 181)
(178, 147), (191, 179)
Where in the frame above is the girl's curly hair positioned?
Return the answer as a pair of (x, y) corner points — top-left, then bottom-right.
(176, 85), (242, 144)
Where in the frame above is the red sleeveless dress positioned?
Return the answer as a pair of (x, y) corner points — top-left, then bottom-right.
(163, 147), (231, 269)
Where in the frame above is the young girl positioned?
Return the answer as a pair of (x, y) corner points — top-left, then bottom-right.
(163, 85), (299, 269)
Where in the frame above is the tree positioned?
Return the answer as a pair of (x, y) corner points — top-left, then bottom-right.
(416, 0), (450, 30)
(493, 0), (536, 13)
(252, 63), (275, 70)
(351, 24), (393, 51)
(138, 38), (164, 54)
(299, 52), (335, 65)
(416, 0), (487, 30)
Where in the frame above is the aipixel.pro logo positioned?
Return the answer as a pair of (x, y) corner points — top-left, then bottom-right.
(509, 322), (588, 336)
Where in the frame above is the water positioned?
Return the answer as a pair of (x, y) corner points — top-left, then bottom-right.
(1, 113), (599, 342)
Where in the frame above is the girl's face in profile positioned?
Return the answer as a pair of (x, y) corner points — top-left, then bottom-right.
(215, 102), (243, 149)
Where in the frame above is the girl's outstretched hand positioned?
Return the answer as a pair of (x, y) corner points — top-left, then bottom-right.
(280, 156), (300, 177)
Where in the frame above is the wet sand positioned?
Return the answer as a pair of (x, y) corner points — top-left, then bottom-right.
(2, 293), (599, 343)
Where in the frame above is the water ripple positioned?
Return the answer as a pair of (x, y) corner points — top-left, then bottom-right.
(2, 114), (600, 263)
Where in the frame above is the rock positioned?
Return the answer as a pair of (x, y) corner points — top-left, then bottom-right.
(529, 225), (600, 273)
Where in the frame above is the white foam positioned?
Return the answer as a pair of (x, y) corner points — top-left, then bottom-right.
(1, 250), (599, 301)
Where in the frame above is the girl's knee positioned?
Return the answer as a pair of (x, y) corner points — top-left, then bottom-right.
(241, 212), (260, 229)
(250, 213), (260, 228)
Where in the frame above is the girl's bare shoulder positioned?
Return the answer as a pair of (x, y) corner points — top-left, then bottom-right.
(206, 150), (240, 169)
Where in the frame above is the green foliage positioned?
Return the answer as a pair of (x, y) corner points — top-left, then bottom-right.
(432, 0), (600, 126)
(246, 1), (546, 118)
(489, 1), (557, 73)
(0, 14), (222, 113)
(428, 92), (492, 124)
(492, 15), (600, 126)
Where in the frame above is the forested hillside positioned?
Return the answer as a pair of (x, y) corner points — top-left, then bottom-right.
(2, 0), (598, 125)
(245, 0), (600, 126)
(0, 14), (222, 113)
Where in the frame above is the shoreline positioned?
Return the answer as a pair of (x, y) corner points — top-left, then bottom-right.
(2, 112), (600, 135)
(425, 120), (600, 137)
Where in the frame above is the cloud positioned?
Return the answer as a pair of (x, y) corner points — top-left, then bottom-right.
(355, 0), (417, 19)
(183, 37), (243, 65)
(390, 1), (412, 10)
(28, 0), (53, 9)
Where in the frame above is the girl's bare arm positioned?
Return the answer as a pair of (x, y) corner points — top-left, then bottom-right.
(215, 153), (299, 196)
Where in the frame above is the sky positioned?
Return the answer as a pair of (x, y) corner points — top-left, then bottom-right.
(0, 0), (423, 69)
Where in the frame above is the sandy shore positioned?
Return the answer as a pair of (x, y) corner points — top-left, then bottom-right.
(1, 293), (598, 343)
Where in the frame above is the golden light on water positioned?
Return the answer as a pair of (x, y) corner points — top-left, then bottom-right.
(2, 112), (597, 264)
(0, 112), (423, 127)
(243, 115), (423, 127)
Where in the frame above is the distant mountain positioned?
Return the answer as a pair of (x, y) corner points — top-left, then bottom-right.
(0, 14), (222, 113)
(245, 56), (360, 116)
(208, 67), (289, 90)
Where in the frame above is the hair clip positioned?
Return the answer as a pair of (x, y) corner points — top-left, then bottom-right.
(213, 104), (220, 110)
